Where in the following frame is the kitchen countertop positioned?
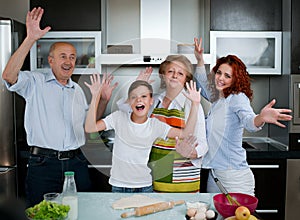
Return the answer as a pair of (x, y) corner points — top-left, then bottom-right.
(77, 192), (219, 220)
(81, 136), (300, 166)
(242, 137), (300, 159)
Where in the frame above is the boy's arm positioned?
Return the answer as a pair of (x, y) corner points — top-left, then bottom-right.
(167, 80), (200, 138)
(84, 74), (107, 133)
(96, 73), (118, 120)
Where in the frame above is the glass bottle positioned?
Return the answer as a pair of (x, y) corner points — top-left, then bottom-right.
(62, 171), (78, 220)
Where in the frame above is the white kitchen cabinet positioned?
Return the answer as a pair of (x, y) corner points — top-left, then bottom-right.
(210, 31), (282, 75)
(100, 0), (211, 65)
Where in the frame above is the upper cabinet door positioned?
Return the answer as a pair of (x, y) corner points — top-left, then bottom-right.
(30, 0), (101, 31)
(210, 0), (282, 31)
(291, 0), (300, 73)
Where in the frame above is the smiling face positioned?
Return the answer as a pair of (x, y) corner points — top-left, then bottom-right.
(48, 42), (76, 85)
(215, 63), (233, 96)
(128, 85), (153, 123)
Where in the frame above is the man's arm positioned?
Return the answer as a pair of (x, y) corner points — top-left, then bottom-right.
(2, 7), (51, 84)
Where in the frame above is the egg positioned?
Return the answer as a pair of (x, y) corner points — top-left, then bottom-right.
(186, 208), (197, 217)
(205, 209), (215, 219)
(194, 212), (206, 220)
(197, 206), (207, 213)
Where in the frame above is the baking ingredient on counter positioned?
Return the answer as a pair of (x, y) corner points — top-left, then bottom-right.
(185, 201), (216, 220)
(62, 171), (78, 220)
(120, 200), (185, 218)
(25, 200), (70, 219)
(112, 195), (163, 209)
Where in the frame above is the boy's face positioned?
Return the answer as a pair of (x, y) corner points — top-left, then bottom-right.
(128, 85), (153, 118)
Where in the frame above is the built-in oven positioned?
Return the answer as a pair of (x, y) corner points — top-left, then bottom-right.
(289, 75), (300, 150)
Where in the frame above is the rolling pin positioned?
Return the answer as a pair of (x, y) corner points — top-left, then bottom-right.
(121, 200), (185, 218)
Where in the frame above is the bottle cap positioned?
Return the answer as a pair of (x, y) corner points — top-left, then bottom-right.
(64, 171), (75, 176)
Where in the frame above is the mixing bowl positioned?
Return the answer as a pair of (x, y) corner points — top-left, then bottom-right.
(213, 193), (258, 218)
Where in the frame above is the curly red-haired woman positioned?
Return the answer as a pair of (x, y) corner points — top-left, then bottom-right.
(192, 37), (292, 195)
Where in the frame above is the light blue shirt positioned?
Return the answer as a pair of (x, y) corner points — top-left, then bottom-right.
(5, 70), (88, 150)
(194, 66), (261, 170)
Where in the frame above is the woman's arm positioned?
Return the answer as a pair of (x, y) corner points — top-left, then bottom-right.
(194, 37), (205, 67)
(84, 73), (107, 133)
(254, 99), (292, 128)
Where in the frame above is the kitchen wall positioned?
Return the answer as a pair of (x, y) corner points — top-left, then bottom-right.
(0, 0), (28, 23)
(1, 0), (290, 142)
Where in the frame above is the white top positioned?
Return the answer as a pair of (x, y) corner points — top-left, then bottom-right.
(117, 90), (208, 168)
(103, 110), (171, 188)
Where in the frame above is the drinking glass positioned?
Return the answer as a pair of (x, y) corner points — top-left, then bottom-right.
(43, 192), (61, 203)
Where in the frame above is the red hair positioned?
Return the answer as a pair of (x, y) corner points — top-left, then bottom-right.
(208, 55), (253, 101)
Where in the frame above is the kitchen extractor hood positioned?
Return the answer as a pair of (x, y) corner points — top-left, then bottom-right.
(140, 0), (171, 55)
(100, 0), (212, 65)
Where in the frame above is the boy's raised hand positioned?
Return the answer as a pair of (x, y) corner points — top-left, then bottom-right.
(184, 80), (201, 104)
(100, 73), (118, 102)
(136, 67), (155, 84)
(84, 73), (104, 97)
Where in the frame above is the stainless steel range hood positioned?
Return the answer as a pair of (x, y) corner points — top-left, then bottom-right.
(100, 0), (211, 65)
(140, 0), (171, 54)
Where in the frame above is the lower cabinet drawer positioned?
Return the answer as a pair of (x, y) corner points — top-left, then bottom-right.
(248, 159), (286, 220)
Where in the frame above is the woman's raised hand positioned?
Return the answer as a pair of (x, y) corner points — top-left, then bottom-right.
(194, 37), (204, 66)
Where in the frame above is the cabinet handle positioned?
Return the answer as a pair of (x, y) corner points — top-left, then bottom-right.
(88, 165), (112, 168)
(256, 209), (278, 213)
(249, 165), (279, 169)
